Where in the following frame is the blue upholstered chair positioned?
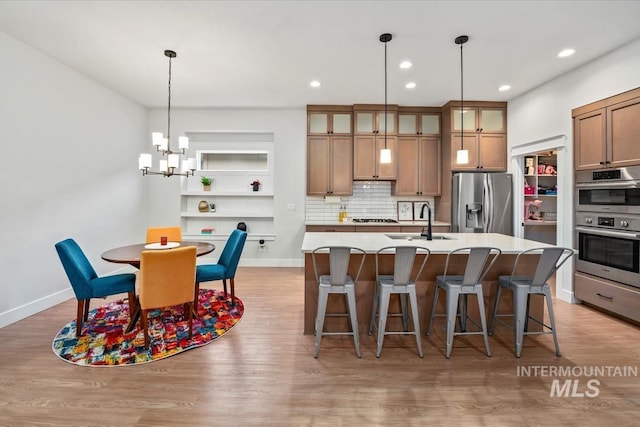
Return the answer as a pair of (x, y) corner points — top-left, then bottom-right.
(55, 238), (137, 337)
(195, 229), (247, 306)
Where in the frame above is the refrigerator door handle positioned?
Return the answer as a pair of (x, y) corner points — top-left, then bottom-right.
(483, 177), (492, 232)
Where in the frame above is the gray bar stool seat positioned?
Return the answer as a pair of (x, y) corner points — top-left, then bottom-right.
(489, 247), (574, 358)
(368, 246), (430, 358)
(427, 246), (501, 359)
(312, 246), (366, 358)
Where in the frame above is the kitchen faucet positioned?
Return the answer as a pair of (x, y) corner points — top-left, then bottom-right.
(419, 202), (433, 241)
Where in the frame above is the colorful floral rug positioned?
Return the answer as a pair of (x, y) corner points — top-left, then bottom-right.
(52, 289), (243, 366)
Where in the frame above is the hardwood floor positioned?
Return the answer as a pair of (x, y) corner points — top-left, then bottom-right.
(1, 267), (639, 426)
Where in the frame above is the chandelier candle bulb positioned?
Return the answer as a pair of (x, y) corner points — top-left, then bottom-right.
(178, 136), (189, 150)
(168, 153), (180, 169)
(152, 132), (163, 146)
(139, 153), (152, 170)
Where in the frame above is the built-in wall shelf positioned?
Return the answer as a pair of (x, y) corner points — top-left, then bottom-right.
(184, 234), (276, 241)
(181, 212), (274, 218)
(182, 191), (274, 197)
(179, 143), (276, 237)
(523, 151), (557, 245)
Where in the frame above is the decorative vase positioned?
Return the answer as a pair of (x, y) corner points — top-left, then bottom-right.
(252, 183), (260, 192)
(198, 201), (209, 212)
(203, 185), (211, 191)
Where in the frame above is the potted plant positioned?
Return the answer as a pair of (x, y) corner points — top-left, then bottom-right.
(251, 180), (261, 192)
(201, 176), (212, 191)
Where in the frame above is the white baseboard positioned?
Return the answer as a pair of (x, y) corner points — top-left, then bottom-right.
(1, 261), (304, 329)
(0, 287), (74, 329)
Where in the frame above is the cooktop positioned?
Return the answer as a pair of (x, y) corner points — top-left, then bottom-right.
(352, 218), (399, 223)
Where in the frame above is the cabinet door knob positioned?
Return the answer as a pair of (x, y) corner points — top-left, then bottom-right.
(599, 161), (605, 165)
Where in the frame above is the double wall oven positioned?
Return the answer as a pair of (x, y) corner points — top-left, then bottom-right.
(575, 166), (640, 287)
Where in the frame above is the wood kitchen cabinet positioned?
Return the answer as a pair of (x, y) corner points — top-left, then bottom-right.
(397, 108), (440, 136)
(307, 105), (354, 196)
(353, 135), (397, 180)
(441, 101), (507, 172)
(393, 135), (441, 195)
(450, 133), (507, 171)
(307, 105), (353, 135)
(353, 104), (398, 180)
(307, 135), (353, 196)
(573, 88), (640, 171)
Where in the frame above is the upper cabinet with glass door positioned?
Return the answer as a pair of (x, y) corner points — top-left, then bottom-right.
(353, 104), (398, 135)
(398, 107), (441, 135)
(451, 103), (506, 134)
(307, 105), (353, 135)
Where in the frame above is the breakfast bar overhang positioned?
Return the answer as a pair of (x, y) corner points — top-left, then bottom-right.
(301, 232), (558, 336)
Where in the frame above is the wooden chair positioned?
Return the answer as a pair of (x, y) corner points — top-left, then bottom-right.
(138, 246), (197, 349)
(146, 226), (182, 243)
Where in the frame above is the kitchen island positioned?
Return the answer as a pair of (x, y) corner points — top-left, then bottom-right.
(301, 232), (556, 335)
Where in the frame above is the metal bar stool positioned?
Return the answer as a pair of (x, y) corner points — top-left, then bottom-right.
(368, 246), (430, 358)
(489, 247), (574, 358)
(427, 246), (501, 358)
(311, 246), (366, 358)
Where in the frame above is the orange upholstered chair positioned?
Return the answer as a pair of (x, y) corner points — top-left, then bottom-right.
(146, 226), (182, 244)
(138, 246), (197, 349)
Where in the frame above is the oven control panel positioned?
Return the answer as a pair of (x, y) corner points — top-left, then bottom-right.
(576, 212), (640, 232)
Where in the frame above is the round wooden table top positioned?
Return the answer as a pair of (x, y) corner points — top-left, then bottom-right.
(101, 241), (215, 268)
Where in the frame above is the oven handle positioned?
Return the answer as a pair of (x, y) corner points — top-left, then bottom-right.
(575, 226), (640, 240)
(576, 181), (640, 189)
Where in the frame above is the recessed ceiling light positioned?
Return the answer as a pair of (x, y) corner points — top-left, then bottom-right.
(399, 61), (412, 69)
(310, 80), (321, 88)
(557, 48), (575, 58)
(498, 84), (511, 92)
(405, 82), (416, 89)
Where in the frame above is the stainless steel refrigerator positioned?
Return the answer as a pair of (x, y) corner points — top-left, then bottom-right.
(451, 172), (513, 235)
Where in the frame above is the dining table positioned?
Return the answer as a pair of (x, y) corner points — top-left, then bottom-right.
(101, 240), (216, 331)
(101, 240), (215, 269)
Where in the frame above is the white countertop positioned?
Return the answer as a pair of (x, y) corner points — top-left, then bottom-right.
(305, 220), (450, 227)
(301, 232), (554, 254)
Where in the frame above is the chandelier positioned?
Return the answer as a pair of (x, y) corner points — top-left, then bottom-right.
(138, 50), (196, 177)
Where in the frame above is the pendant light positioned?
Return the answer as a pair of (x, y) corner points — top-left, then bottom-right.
(379, 33), (392, 164)
(139, 50), (196, 177)
(455, 35), (469, 165)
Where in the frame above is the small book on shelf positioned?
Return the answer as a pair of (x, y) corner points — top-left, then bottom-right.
(201, 228), (213, 234)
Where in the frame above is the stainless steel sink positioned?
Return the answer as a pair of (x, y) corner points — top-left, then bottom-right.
(385, 234), (454, 241)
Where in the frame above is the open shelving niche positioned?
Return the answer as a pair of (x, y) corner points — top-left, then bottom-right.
(179, 138), (275, 244)
(523, 151), (557, 244)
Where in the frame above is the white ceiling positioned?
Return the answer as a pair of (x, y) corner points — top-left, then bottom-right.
(1, 1), (639, 109)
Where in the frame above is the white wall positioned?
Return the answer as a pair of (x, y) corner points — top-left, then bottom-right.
(0, 32), (148, 327)
(145, 108), (307, 266)
(507, 38), (640, 302)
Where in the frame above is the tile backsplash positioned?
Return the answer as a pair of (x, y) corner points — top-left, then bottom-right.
(305, 181), (435, 221)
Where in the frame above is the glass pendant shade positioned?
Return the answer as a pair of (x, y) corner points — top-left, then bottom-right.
(456, 149), (469, 165)
(380, 148), (392, 164)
